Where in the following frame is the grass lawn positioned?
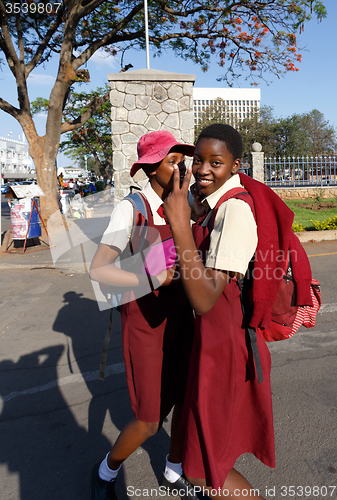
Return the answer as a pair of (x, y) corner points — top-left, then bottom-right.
(285, 198), (337, 231)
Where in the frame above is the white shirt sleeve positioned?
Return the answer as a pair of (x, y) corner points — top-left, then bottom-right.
(100, 199), (134, 252)
(205, 198), (257, 275)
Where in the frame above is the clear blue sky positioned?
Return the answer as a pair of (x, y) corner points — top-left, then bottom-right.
(0, 0), (336, 168)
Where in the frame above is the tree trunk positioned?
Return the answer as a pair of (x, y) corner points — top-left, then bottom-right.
(19, 115), (60, 223)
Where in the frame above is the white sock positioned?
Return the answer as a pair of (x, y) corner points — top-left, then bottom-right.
(98, 453), (121, 482)
(164, 454), (183, 483)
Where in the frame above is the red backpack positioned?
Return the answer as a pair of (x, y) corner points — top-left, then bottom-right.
(257, 253), (321, 342)
(210, 187), (321, 382)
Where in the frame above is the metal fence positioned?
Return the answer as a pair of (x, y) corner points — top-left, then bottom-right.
(240, 161), (251, 177)
(264, 155), (337, 187)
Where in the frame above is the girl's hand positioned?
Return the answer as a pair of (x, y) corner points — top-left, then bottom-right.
(164, 164), (193, 230)
(155, 265), (178, 287)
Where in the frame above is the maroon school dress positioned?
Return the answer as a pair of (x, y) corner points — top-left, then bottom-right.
(182, 195), (275, 490)
(120, 195), (194, 423)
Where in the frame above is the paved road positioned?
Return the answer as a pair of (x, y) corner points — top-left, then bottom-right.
(0, 239), (336, 500)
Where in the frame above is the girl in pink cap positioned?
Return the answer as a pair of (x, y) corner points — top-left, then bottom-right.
(89, 131), (198, 500)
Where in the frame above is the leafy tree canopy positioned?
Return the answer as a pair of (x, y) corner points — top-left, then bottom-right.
(195, 103), (336, 158)
(32, 85), (113, 184)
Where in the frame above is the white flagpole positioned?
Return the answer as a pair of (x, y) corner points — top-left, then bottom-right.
(144, 0), (150, 69)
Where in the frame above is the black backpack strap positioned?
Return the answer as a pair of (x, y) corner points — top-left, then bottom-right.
(99, 307), (114, 381)
(237, 277), (263, 384)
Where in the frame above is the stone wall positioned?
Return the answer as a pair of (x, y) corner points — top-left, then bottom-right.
(108, 68), (195, 202)
(272, 186), (337, 200)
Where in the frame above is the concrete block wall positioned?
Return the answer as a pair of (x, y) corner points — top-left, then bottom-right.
(108, 68), (195, 202)
(272, 186), (337, 200)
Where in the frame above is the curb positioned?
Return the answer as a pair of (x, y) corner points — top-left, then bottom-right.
(296, 229), (337, 243)
(1, 230), (337, 270)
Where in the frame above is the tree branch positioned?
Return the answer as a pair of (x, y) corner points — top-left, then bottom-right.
(61, 91), (110, 133)
(0, 97), (21, 120)
(71, 1), (145, 70)
(25, 9), (65, 77)
(16, 13), (25, 64)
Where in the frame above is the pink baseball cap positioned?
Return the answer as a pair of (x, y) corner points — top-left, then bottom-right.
(130, 131), (195, 177)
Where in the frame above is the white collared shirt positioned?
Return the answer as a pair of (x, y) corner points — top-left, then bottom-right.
(101, 181), (166, 251)
(201, 174), (258, 275)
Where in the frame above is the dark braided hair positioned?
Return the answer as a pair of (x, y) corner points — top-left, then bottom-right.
(196, 124), (242, 160)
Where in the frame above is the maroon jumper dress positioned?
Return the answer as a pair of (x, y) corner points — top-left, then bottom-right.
(182, 193), (275, 489)
(120, 195), (194, 423)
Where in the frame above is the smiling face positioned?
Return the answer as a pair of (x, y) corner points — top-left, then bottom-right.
(192, 138), (241, 197)
(148, 151), (186, 200)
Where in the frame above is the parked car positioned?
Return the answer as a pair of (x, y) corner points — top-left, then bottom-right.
(1, 183), (9, 194)
(269, 168), (303, 181)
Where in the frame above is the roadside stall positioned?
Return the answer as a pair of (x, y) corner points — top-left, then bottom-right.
(3, 183), (50, 253)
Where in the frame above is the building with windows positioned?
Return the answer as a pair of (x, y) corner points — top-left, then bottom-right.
(0, 136), (34, 182)
(193, 87), (261, 126)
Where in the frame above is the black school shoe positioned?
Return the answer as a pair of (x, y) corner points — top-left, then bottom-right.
(91, 462), (118, 500)
(160, 473), (203, 500)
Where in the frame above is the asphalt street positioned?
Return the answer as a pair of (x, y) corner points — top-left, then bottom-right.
(0, 220), (336, 500)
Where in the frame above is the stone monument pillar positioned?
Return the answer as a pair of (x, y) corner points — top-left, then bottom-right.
(107, 68), (196, 202)
(250, 142), (264, 183)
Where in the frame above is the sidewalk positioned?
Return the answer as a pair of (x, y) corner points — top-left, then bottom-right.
(1, 227), (337, 270)
(0, 230), (55, 269)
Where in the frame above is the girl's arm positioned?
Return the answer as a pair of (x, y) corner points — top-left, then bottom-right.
(90, 243), (176, 288)
(164, 166), (231, 315)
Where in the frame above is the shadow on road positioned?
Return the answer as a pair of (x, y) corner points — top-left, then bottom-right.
(52, 291), (171, 498)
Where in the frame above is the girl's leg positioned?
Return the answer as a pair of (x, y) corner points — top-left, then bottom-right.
(167, 402), (185, 464)
(187, 469), (265, 500)
(107, 418), (159, 470)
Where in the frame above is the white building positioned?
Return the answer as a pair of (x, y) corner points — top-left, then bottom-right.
(57, 166), (89, 181)
(0, 136), (34, 182)
(193, 87), (261, 125)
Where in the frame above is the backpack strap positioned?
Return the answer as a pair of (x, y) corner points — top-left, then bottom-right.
(208, 187), (255, 231)
(124, 192), (149, 256)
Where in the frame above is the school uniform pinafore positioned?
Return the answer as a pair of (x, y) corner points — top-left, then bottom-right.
(120, 195), (194, 423)
(181, 193), (275, 490)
